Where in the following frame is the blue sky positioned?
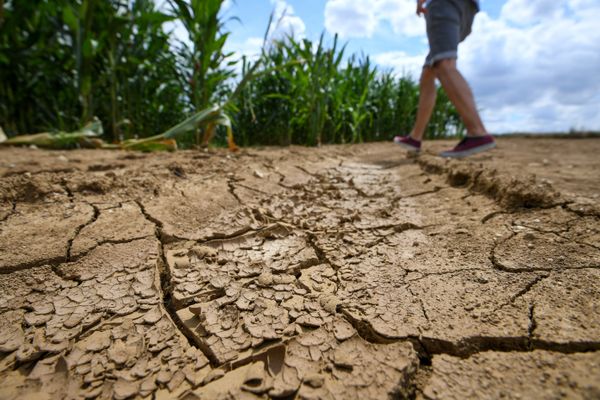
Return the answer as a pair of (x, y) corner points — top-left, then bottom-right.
(175, 0), (600, 133)
(223, 0), (505, 60)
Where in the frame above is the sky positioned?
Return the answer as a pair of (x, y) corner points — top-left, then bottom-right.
(171, 0), (600, 134)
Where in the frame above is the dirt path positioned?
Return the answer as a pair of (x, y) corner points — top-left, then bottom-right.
(0, 138), (599, 399)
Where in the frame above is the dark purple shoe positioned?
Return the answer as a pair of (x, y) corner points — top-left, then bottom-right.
(393, 135), (421, 153)
(440, 135), (496, 158)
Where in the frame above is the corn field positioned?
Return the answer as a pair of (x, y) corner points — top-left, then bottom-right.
(0, 0), (464, 148)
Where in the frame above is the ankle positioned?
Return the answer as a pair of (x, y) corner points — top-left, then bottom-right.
(466, 132), (488, 138)
(410, 132), (423, 142)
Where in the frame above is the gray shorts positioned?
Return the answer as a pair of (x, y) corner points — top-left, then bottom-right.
(424, 0), (478, 67)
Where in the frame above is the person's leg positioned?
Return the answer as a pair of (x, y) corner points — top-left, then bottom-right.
(393, 0), (444, 151)
(434, 58), (487, 136)
(436, 57), (495, 157)
(396, 0), (459, 150)
(421, 0), (495, 157)
(395, 0), (494, 157)
(410, 66), (437, 141)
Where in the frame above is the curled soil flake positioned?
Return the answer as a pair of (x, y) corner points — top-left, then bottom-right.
(113, 378), (140, 400)
(83, 331), (111, 352)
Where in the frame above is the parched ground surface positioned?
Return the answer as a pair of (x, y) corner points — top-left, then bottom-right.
(0, 137), (599, 400)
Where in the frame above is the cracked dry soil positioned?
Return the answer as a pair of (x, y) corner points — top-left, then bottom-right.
(0, 137), (599, 400)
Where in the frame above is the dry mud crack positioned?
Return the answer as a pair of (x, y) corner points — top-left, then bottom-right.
(0, 139), (599, 399)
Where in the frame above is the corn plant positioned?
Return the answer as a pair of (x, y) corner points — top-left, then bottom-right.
(287, 33), (345, 146)
(0, 0), (185, 140)
(368, 71), (400, 139)
(329, 55), (376, 143)
(234, 47), (295, 146)
(168, 0), (236, 146)
(61, 0), (98, 123)
(1, 0), (78, 134)
(106, 0), (183, 140)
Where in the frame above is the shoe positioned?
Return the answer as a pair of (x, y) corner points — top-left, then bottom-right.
(440, 135), (496, 158)
(393, 135), (421, 152)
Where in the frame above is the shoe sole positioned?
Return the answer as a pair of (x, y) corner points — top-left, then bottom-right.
(439, 142), (496, 158)
(394, 140), (421, 153)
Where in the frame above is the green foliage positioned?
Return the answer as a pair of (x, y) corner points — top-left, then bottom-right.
(168, 0), (235, 109)
(0, 0), (185, 140)
(232, 35), (463, 146)
(0, 0), (463, 147)
(167, 0), (236, 146)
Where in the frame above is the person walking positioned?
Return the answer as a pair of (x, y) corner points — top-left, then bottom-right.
(394, 0), (495, 158)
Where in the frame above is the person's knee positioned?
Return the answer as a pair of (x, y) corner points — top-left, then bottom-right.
(434, 59), (456, 76)
(420, 66), (436, 84)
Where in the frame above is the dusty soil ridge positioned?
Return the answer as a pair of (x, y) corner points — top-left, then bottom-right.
(416, 154), (566, 209)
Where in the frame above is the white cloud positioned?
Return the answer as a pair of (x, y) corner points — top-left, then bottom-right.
(459, 1), (600, 132)
(269, 0), (307, 41)
(222, 0), (233, 11)
(228, 36), (264, 62)
(500, 0), (565, 25)
(225, 1), (308, 67)
(372, 50), (426, 79)
(324, 0), (378, 38)
(324, 0), (424, 39)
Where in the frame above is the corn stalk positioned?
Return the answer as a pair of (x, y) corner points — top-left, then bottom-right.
(168, 0), (236, 146)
